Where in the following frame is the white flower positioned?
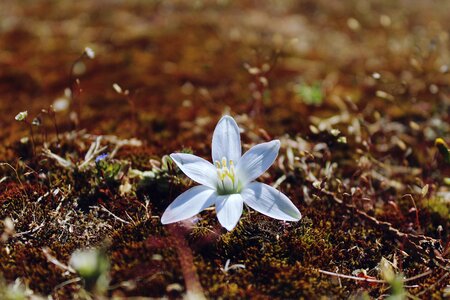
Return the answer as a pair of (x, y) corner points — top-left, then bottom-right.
(161, 115), (301, 231)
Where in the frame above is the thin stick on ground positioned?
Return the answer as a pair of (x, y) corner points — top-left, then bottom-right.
(318, 268), (434, 284)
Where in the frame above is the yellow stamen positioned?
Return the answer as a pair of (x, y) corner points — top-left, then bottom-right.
(215, 157), (239, 194)
(221, 157), (227, 167)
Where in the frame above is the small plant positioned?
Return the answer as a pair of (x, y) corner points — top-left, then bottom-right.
(161, 115), (301, 231)
(14, 111), (28, 122)
(379, 258), (406, 300)
(68, 47), (96, 127)
(69, 249), (109, 296)
(95, 154), (124, 188)
(42, 104), (64, 144)
(113, 83), (138, 135)
(297, 83), (323, 106)
(14, 111), (36, 157)
(43, 136), (107, 171)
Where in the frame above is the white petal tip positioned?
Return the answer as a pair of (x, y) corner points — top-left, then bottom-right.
(218, 214), (241, 231)
(217, 115), (236, 126)
(217, 115), (239, 130)
(223, 223), (238, 231)
(283, 210), (302, 222)
(160, 215), (173, 224)
(291, 213), (302, 222)
(215, 194), (243, 231)
(220, 115), (233, 121)
(271, 139), (281, 149)
(291, 208), (302, 220)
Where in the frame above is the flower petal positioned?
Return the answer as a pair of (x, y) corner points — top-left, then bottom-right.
(241, 182), (301, 221)
(215, 193), (244, 231)
(212, 115), (241, 163)
(236, 140), (280, 185)
(170, 153), (218, 189)
(161, 186), (217, 224)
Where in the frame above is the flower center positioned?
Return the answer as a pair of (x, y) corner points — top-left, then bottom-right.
(215, 157), (240, 195)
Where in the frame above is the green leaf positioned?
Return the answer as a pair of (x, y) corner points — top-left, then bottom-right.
(298, 83), (323, 105)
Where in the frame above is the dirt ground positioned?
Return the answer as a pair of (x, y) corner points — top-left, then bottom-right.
(0, 0), (449, 299)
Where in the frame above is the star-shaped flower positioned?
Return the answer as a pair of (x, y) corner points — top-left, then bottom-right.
(161, 115), (301, 231)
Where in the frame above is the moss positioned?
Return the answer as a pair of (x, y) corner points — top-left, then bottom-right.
(0, 245), (74, 296)
(425, 197), (450, 221)
(108, 239), (183, 297)
(188, 200), (401, 298)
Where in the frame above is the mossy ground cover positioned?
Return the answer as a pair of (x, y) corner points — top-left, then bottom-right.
(0, 1), (449, 299)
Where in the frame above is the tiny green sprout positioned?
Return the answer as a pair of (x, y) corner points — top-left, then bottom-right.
(161, 154), (173, 171)
(180, 148), (194, 154)
(70, 249), (107, 278)
(96, 155), (122, 184)
(14, 111), (28, 121)
(69, 249), (109, 294)
(337, 136), (347, 144)
(298, 83), (323, 106)
(379, 257), (406, 300)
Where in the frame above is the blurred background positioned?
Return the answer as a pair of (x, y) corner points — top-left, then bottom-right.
(0, 0), (449, 151)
